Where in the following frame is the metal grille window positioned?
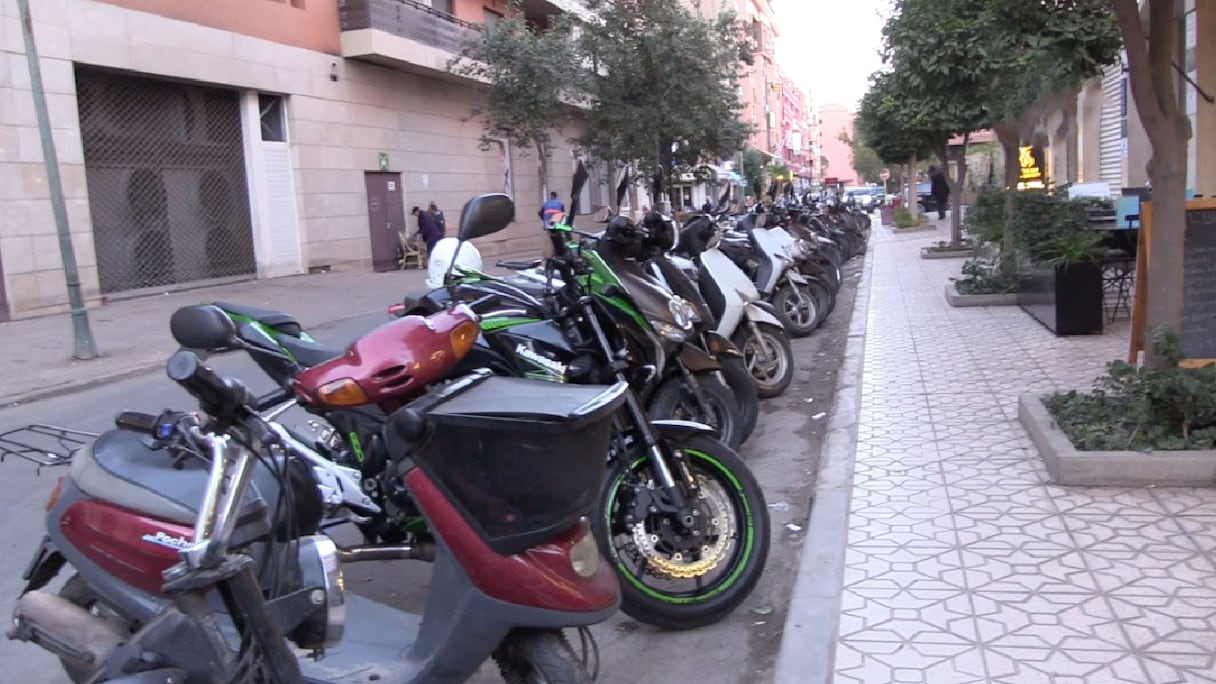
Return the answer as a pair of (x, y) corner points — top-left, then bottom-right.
(75, 67), (256, 294)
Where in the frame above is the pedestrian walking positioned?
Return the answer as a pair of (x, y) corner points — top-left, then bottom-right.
(539, 191), (565, 226)
(411, 205), (442, 253)
(929, 166), (950, 220)
(428, 201), (447, 238)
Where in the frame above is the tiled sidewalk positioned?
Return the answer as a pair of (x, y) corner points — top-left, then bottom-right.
(835, 221), (1216, 683)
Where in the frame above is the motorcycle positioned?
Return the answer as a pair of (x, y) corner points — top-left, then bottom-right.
(197, 193), (769, 630)
(668, 216), (794, 399)
(718, 213), (820, 337)
(8, 301), (625, 683)
(399, 187), (770, 629)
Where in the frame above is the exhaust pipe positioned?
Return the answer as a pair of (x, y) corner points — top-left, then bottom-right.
(7, 591), (126, 671)
(337, 542), (435, 563)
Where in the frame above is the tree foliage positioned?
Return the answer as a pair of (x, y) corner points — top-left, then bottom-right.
(577, 0), (752, 185)
(449, 4), (578, 198)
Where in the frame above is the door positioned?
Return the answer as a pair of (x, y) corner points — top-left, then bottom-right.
(364, 172), (406, 272)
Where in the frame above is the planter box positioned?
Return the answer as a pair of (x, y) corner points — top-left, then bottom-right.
(1017, 262), (1103, 335)
(1019, 394), (1216, 486)
(922, 247), (975, 259)
(944, 283), (1018, 307)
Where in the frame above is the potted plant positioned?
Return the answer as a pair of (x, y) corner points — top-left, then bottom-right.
(1014, 191), (1110, 335)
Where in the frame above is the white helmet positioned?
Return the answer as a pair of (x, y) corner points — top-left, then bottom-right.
(426, 237), (483, 289)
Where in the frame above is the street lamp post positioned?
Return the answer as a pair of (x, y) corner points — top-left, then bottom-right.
(18, 0), (97, 359)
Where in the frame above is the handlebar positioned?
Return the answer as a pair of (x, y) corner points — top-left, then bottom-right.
(167, 350), (257, 420)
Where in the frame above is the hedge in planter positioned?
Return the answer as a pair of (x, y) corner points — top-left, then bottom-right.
(1047, 331), (1216, 451)
(1012, 190), (1110, 336)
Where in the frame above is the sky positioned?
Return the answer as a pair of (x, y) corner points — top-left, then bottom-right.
(774, 0), (891, 109)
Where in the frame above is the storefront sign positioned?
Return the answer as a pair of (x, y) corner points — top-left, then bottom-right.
(1017, 146), (1045, 190)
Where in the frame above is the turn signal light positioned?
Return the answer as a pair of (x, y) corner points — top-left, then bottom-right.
(450, 320), (479, 359)
(45, 477), (65, 512)
(316, 378), (370, 407)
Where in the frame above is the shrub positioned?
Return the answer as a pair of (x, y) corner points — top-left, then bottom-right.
(951, 256), (1018, 294)
(1046, 329), (1216, 451)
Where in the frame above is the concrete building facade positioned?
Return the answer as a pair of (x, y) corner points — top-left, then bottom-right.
(0, 0), (582, 320)
(816, 102), (856, 184)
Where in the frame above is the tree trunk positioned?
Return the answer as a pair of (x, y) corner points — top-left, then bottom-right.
(1111, 0), (1194, 368)
(537, 143), (549, 209)
(1144, 134), (1189, 368)
(907, 154), (919, 221)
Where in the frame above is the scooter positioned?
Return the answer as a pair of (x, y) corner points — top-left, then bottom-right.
(7, 303), (625, 684)
(719, 213), (820, 337)
(668, 216), (794, 398)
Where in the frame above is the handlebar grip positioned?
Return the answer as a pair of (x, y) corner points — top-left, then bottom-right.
(115, 411), (158, 435)
(167, 350), (235, 413)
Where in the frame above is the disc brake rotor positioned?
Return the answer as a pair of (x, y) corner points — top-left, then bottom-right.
(629, 475), (735, 580)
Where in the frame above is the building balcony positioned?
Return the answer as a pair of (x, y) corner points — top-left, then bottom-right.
(338, 0), (482, 76)
(337, 0), (591, 77)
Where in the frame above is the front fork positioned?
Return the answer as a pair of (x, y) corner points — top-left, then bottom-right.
(579, 301), (696, 511)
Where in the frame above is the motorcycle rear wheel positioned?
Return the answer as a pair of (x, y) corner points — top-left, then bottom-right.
(596, 435), (770, 630)
(493, 629), (593, 684)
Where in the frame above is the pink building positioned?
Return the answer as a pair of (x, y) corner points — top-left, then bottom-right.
(778, 72), (813, 184)
(817, 103), (856, 184)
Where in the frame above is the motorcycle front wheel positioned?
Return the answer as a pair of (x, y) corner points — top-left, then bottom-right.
(717, 357), (759, 441)
(595, 435), (770, 630)
(771, 282), (819, 337)
(732, 323), (794, 399)
(493, 629), (594, 684)
(648, 371), (745, 449)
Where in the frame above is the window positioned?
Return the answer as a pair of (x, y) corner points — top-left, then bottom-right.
(289, 0), (305, 7)
(431, 0), (453, 14)
(484, 8), (502, 25)
(259, 94), (286, 142)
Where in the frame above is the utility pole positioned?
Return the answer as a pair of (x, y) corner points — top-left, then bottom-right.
(19, 0), (98, 359)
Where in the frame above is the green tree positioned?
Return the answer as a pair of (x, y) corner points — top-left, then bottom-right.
(741, 148), (768, 198)
(449, 4), (577, 203)
(576, 0), (752, 201)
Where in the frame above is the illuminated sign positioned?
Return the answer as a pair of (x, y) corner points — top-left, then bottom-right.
(1017, 146), (1045, 190)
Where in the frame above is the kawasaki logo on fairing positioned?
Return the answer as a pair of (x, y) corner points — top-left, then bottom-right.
(141, 531), (191, 550)
(515, 343), (566, 379)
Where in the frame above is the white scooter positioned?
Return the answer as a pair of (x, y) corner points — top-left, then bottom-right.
(719, 213), (821, 338)
(666, 216), (794, 398)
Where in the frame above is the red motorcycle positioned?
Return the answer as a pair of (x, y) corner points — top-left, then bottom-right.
(8, 302), (626, 683)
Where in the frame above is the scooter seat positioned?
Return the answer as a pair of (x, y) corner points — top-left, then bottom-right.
(278, 335), (343, 368)
(213, 301), (301, 336)
(69, 429), (297, 545)
(497, 259), (543, 271)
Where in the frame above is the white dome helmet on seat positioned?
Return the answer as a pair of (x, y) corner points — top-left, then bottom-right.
(426, 237), (483, 289)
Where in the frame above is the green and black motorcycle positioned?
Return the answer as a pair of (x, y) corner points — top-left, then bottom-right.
(203, 195), (771, 631)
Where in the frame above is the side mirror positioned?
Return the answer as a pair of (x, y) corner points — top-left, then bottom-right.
(170, 305), (239, 351)
(458, 194), (516, 241)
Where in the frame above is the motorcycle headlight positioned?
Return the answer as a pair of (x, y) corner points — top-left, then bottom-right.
(654, 322), (687, 343)
(668, 296), (696, 331)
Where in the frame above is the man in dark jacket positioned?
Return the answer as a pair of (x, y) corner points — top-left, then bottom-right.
(411, 206), (441, 252)
(929, 166), (950, 220)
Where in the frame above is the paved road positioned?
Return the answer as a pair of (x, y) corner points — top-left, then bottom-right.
(0, 260), (862, 683)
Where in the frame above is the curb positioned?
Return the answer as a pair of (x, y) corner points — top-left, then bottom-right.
(0, 308), (383, 408)
(772, 243), (874, 683)
(943, 282), (1019, 307)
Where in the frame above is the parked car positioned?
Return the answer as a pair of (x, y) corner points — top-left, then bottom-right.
(845, 186), (875, 212)
(915, 181), (939, 213)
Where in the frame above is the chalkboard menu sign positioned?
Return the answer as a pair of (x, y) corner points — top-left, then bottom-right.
(1128, 199), (1216, 367)
(1182, 207), (1216, 360)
